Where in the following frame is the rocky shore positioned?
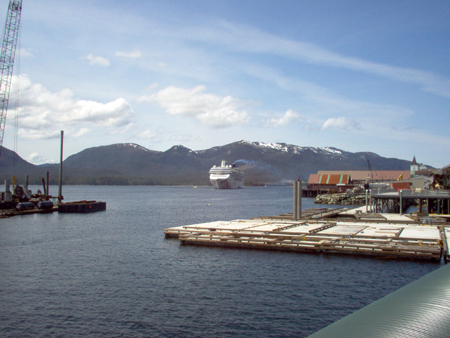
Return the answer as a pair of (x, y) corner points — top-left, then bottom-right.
(314, 193), (366, 205)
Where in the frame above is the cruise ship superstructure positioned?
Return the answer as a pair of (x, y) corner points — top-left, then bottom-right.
(209, 160), (244, 189)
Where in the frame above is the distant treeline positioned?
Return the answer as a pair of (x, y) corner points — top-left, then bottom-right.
(1, 173), (279, 187)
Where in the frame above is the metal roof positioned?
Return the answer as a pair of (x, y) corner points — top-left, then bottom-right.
(318, 174), (350, 184)
(308, 174), (351, 185)
(307, 264), (450, 338)
(317, 170), (410, 181)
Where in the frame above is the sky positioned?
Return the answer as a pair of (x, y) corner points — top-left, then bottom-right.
(0, 0), (449, 168)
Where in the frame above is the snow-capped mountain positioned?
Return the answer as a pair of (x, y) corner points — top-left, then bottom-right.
(0, 140), (411, 185)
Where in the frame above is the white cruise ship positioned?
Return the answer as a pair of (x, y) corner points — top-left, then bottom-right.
(209, 160), (244, 189)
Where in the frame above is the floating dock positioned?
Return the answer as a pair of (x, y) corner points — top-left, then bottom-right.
(58, 200), (107, 213)
(1, 200), (106, 218)
(0, 205), (58, 218)
(165, 207), (446, 261)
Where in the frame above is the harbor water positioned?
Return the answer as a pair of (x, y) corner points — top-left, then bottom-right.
(0, 186), (441, 337)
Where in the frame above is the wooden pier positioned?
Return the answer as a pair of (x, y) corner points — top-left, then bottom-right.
(371, 189), (450, 214)
(164, 208), (446, 261)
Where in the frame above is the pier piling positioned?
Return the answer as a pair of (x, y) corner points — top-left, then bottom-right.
(293, 180), (302, 220)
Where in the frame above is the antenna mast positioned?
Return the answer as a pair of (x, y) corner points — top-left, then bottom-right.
(0, 0), (22, 158)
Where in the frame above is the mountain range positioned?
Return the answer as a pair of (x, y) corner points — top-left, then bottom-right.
(0, 140), (414, 186)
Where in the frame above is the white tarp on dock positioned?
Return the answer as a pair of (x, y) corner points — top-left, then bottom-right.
(399, 226), (440, 240)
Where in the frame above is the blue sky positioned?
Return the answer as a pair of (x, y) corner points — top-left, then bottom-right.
(1, 0), (449, 167)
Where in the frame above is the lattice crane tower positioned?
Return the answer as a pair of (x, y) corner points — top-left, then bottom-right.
(0, 0), (22, 158)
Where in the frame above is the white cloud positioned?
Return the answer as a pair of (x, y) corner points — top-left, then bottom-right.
(72, 99), (133, 126)
(263, 109), (302, 127)
(85, 53), (110, 67)
(27, 152), (55, 165)
(20, 129), (61, 141)
(138, 85), (251, 127)
(321, 117), (361, 131)
(137, 130), (157, 139)
(72, 128), (90, 137)
(115, 49), (143, 59)
(246, 65), (414, 124)
(184, 21), (450, 98)
(169, 134), (193, 142)
(145, 83), (158, 90)
(9, 75), (134, 139)
(18, 48), (34, 58)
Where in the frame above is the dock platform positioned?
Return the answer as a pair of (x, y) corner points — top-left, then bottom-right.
(58, 200), (107, 213)
(165, 208), (447, 261)
(1, 200), (106, 217)
(0, 205), (58, 218)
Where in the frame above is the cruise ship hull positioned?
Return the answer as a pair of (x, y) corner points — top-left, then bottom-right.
(210, 175), (244, 189)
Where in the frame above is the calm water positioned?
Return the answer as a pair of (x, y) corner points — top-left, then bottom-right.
(0, 186), (441, 337)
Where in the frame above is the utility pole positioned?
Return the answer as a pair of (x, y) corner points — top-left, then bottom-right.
(58, 130), (64, 204)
